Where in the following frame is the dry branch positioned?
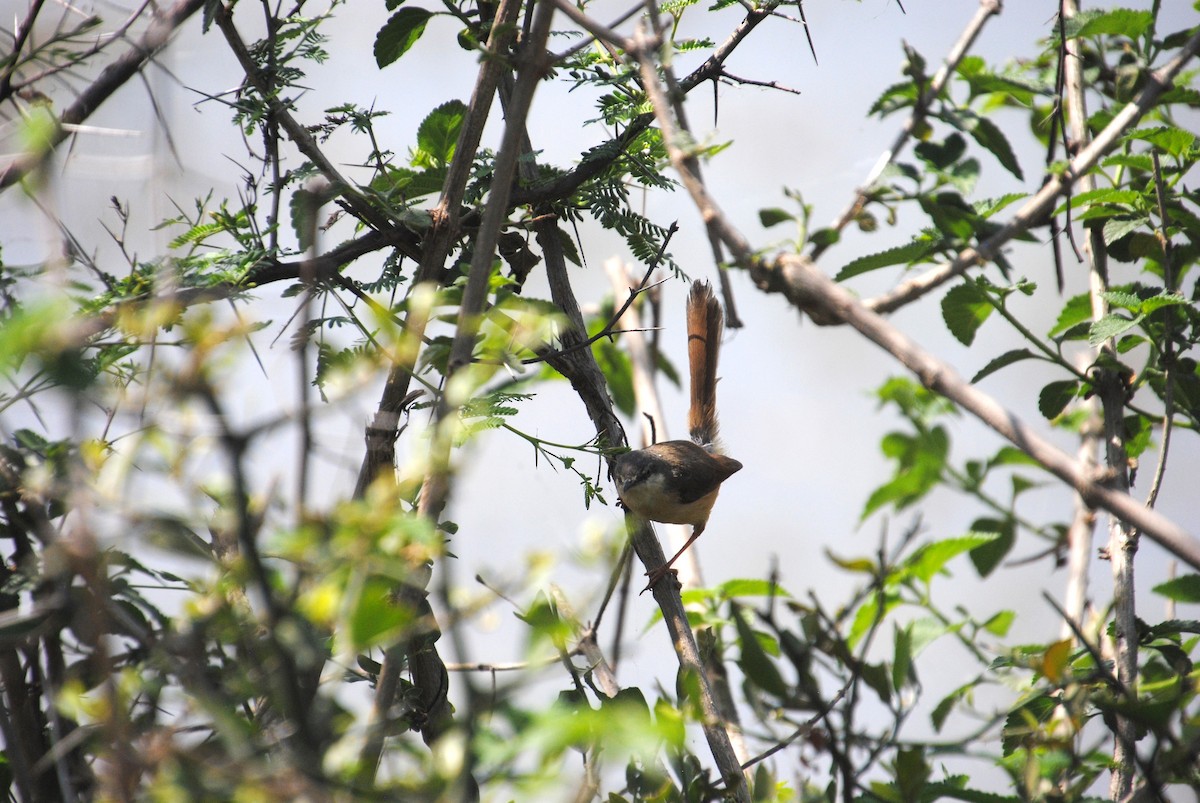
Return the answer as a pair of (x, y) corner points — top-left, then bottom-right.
(0, 0), (207, 190)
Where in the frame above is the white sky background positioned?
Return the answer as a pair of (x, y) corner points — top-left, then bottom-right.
(3, 0), (1200, 792)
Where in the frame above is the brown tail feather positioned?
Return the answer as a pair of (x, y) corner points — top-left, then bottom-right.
(687, 280), (724, 448)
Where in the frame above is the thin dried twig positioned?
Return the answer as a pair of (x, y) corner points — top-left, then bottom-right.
(0, 0), (207, 190)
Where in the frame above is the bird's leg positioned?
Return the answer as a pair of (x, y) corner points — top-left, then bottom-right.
(642, 523), (706, 592)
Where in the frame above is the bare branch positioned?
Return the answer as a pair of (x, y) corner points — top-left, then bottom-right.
(0, 0), (207, 190)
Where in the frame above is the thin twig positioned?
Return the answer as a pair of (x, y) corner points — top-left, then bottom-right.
(0, 0), (207, 190)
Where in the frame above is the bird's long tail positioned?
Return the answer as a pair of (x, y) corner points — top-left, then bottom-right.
(687, 280), (724, 449)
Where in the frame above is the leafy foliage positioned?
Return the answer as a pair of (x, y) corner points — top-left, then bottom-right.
(2, 0), (1199, 801)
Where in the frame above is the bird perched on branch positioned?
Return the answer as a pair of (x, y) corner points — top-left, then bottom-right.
(612, 280), (742, 589)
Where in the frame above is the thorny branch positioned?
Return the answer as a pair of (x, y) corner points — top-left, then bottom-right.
(0, 0), (208, 189)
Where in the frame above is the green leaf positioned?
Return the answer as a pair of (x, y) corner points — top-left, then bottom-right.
(732, 606), (788, 697)
(836, 240), (933, 280)
(758, 207), (794, 227)
(904, 534), (998, 585)
(1001, 694), (1056, 756)
(1048, 293), (1092, 338)
(931, 683), (974, 733)
(347, 576), (416, 650)
(374, 7), (433, 68)
(848, 591), (900, 650)
(1072, 8), (1154, 39)
(1054, 187), (1141, 215)
(894, 747), (931, 802)
(869, 80), (919, 116)
(971, 348), (1038, 384)
(1038, 379), (1079, 419)
(1101, 289), (1141, 310)
(941, 282), (992, 346)
(983, 610), (1016, 637)
(1088, 312), (1143, 346)
(914, 132), (966, 170)
(966, 517), (1015, 578)
(1125, 125), (1196, 157)
(1137, 291), (1188, 314)
(809, 228), (840, 248)
(974, 192), (1026, 219)
(414, 99), (466, 168)
(711, 578), (792, 598)
(1102, 217), (1142, 245)
(893, 624), (913, 691)
(964, 114), (1023, 180)
(369, 166), (445, 200)
(862, 416), (951, 520)
(1102, 153), (1154, 172)
(593, 337), (634, 417)
(1152, 574), (1200, 603)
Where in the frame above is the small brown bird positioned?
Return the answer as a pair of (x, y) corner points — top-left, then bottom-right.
(612, 281), (742, 588)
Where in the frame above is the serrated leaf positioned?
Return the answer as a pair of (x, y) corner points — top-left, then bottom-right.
(869, 80), (918, 116)
(1038, 379), (1079, 419)
(974, 192), (1026, 219)
(1152, 574), (1200, 603)
(1088, 312), (1143, 346)
(374, 7), (433, 68)
(1048, 293), (1092, 338)
(1054, 187), (1141, 215)
(1102, 217), (1142, 245)
(1102, 153), (1154, 172)
(1138, 292), (1187, 314)
(840, 240), (931, 280)
(971, 348), (1038, 384)
(1101, 289), (1142, 310)
(414, 99), (466, 168)
(1126, 125), (1196, 157)
(1074, 8), (1153, 39)
(941, 282), (992, 346)
(965, 114), (1023, 180)
(836, 240), (932, 280)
